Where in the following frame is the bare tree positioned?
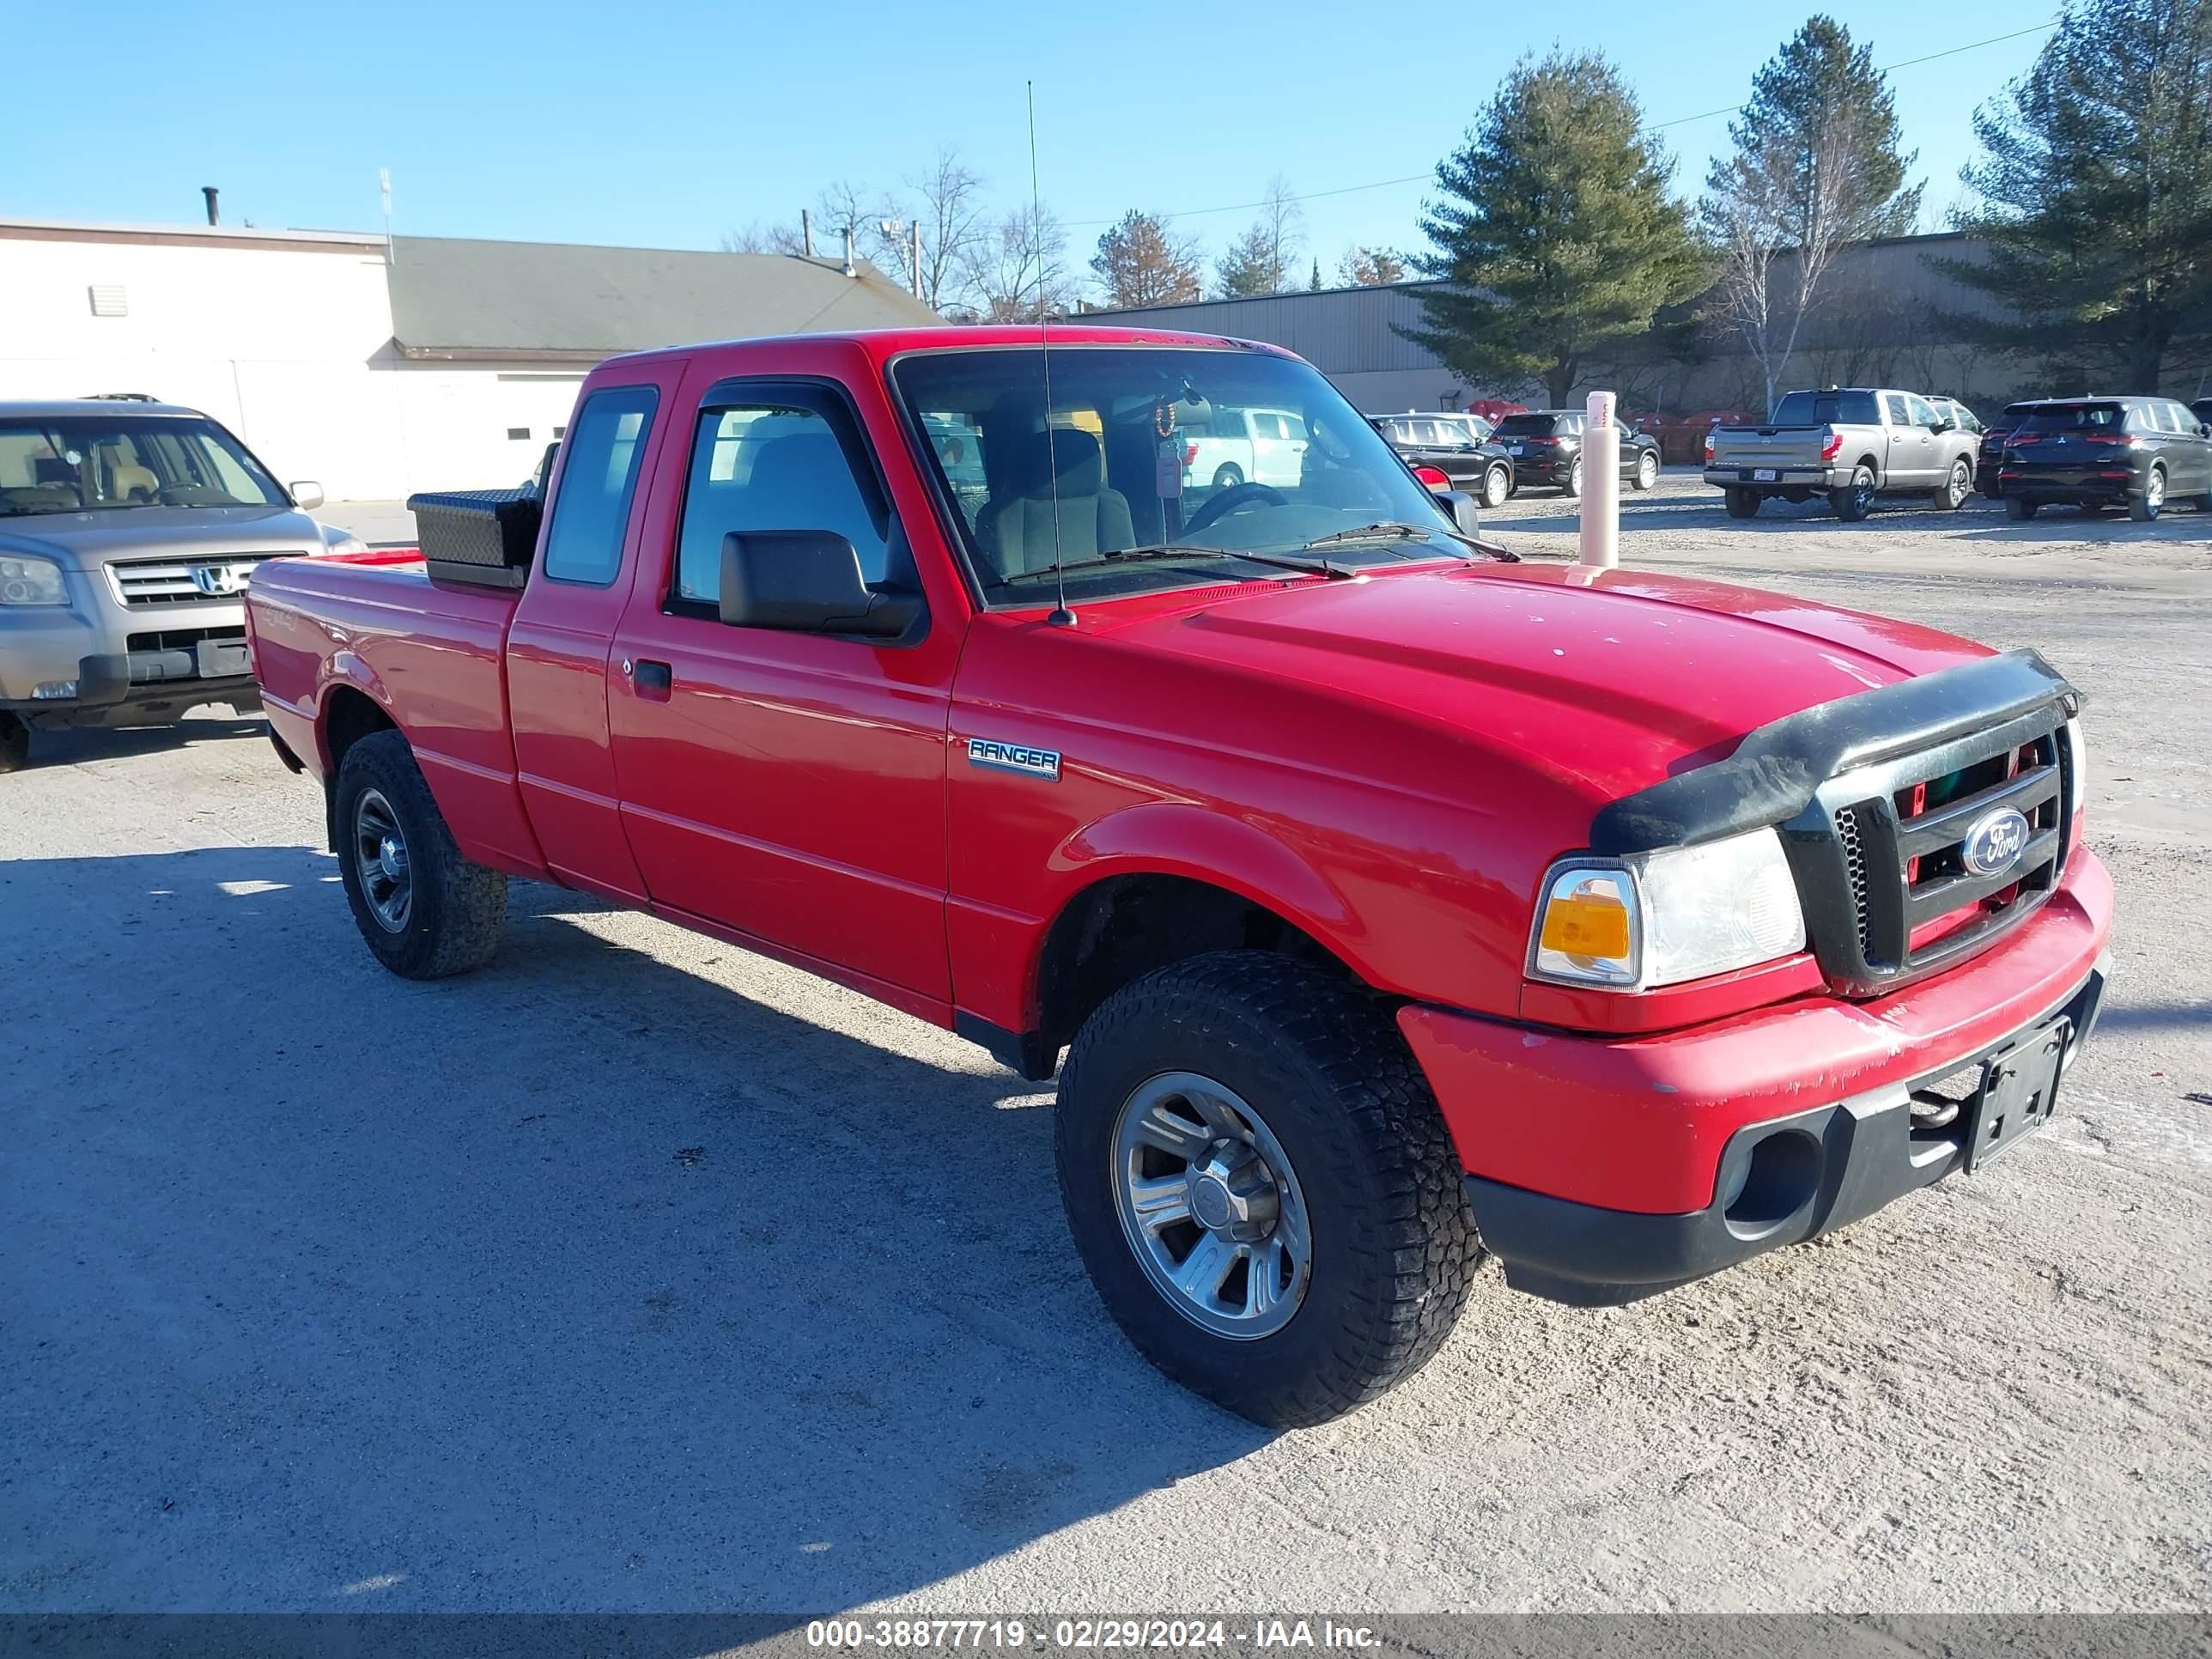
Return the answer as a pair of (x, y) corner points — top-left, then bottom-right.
(719, 220), (804, 255)
(1217, 175), (1305, 296)
(811, 179), (902, 266)
(906, 147), (990, 311)
(962, 204), (1073, 322)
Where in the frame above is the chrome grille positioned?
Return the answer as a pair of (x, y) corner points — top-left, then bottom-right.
(106, 554), (293, 607)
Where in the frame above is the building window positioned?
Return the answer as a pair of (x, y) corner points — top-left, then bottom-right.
(507, 427), (531, 441)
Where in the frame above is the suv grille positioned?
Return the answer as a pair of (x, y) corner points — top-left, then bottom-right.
(1792, 707), (2072, 995)
(106, 554), (291, 606)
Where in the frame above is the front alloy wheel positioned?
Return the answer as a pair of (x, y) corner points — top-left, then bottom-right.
(1112, 1073), (1311, 1340)
(1483, 464), (1510, 509)
(1633, 450), (1659, 491)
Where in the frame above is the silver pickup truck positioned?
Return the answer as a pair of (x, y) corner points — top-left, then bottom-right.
(1705, 387), (1981, 522)
(1, 398), (357, 772)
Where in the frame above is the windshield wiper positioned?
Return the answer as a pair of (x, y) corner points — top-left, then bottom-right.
(1301, 520), (1518, 563)
(997, 543), (1352, 586)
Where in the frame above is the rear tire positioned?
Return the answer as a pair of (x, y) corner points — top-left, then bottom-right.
(1723, 488), (1762, 520)
(0, 713), (27, 774)
(2005, 495), (2039, 520)
(1054, 952), (1482, 1428)
(1931, 458), (1972, 511)
(334, 729), (507, 980)
(1212, 464), (1243, 491)
(2130, 469), (2165, 521)
(1830, 466), (1875, 522)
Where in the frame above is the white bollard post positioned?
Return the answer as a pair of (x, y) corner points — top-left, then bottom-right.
(1578, 389), (1620, 568)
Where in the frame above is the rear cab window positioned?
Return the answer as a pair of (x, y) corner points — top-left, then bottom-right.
(540, 386), (658, 585)
(1771, 391), (1880, 425)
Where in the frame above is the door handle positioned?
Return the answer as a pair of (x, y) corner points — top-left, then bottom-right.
(632, 659), (673, 701)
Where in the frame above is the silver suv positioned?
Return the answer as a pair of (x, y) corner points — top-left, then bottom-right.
(0, 399), (356, 771)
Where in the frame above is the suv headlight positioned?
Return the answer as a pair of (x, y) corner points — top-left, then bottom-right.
(0, 554), (67, 605)
(1529, 827), (1806, 991)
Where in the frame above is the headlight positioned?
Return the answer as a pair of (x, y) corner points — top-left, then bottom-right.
(1529, 828), (1806, 991)
(2062, 716), (2087, 824)
(319, 532), (368, 557)
(0, 554), (67, 605)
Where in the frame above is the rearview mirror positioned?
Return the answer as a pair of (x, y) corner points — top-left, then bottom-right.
(719, 530), (921, 640)
(289, 480), (325, 510)
(1437, 490), (1482, 537)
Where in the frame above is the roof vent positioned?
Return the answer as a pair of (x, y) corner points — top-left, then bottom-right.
(88, 284), (128, 318)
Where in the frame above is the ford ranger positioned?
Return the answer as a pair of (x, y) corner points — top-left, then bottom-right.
(246, 327), (2112, 1428)
(1, 398), (360, 771)
(1705, 387), (1980, 520)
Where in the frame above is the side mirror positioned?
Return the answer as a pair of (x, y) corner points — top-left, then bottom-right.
(289, 480), (325, 510)
(1437, 490), (1483, 537)
(2200, 422), (2211, 439)
(719, 530), (921, 640)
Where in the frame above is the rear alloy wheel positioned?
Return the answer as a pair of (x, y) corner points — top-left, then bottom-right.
(1830, 466), (1875, 522)
(1632, 449), (1659, 491)
(1932, 458), (1972, 511)
(1212, 464), (1244, 491)
(1482, 464), (1510, 509)
(1055, 952), (1482, 1428)
(0, 713), (27, 774)
(1724, 488), (1762, 520)
(2005, 495), (2039, 521)
(2130, 468), (2165, 522)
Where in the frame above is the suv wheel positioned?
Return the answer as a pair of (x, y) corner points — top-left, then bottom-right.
(2005, 495), (2039, 520)
(1055, 952), (1482, 1428)
(1723, 488), (1762, 520)
(1632, 449), (1659, 491)
(0, 713), (27, 775)
(2130, 467), (2165, 522)
(1932, 458), (1972, 511)
(1830, 466), (1875, 522)
(334, 729), (507, 979)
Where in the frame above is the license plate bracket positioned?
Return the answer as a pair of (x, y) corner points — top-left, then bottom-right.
(1753, 467), (1779, 482)
(1963, 1018), (2069, 1172)
(196, 639), (251, 678)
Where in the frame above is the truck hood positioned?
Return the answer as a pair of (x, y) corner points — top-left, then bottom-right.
(0, 505), (331, 568)
(1103, 559), (1990, 806)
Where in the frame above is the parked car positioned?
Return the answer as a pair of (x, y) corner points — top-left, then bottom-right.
(2191, 397), (2212, 427)
(1369, 416), (1515, 508)
(247, 325), (2111, 1428)
(1928, 397), (1984, 437)
(1977, 402), (2036, 499)
(1180, 405), (1307, 492)
(0, 398), (357, 772)
(1491, 410), (1662, 496)
(1705, 387), (1981, 520)
(1998, 396), (2212, 522)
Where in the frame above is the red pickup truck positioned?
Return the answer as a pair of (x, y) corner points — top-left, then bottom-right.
(247, 325), (2112, 1427)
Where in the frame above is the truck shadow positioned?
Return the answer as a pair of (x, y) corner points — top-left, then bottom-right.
(18, 711), (267, 767)
(1, 844), (1267, 1615)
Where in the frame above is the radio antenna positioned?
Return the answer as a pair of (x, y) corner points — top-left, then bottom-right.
(1028, 81), (1074, 629)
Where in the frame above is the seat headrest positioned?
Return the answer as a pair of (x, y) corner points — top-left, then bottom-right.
(1003, 428), (1104, 498)
(745, 431), (845, 495)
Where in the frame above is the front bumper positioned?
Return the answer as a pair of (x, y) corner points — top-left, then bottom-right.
(1399, 848), (2114, 1304)
(1, 591), (257, 726)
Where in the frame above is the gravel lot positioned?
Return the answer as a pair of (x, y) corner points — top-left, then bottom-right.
(4, 476), (2208, 1613)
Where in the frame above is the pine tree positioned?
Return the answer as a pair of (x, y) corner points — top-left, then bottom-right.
(1703, 17), (1924, 412)
(1403, 52), (1710, 404)
(1941, 0), (2212, 390)
(1216, 177), (1304, 297)
(1089, 210), (1204, 308)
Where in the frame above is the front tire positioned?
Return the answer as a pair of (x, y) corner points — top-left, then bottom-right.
(1054, 952), (1482, 1428)
(1723, 488), (1762, 520)
(0, 713), (27, 774)
(1632, 449), (1659, 491)
(334, 729), (507, 979)
(1564, 457), (1584, 498)
(1482, 463), (1510, 509)
(1212, 464), (1244, 491)
(1830, 466), (1875, 521)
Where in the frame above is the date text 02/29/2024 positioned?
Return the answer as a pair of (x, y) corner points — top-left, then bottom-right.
(805, 1620), (1382, 1650)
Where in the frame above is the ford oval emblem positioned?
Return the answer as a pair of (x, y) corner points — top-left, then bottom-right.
(1962, 806), (2031, 877)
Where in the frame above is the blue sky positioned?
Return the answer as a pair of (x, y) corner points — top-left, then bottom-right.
(7, 0), (2054, 292)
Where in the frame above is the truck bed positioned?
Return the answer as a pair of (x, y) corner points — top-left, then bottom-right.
(246, 552), (545, 877)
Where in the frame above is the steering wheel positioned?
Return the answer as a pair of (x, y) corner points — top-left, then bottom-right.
(1182, 481), (1286, 536)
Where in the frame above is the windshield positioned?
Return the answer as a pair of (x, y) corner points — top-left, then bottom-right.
(2014, 404), (2127, 436)
(1771, 390), (1880, 425)
(0, 414), (285, 516)
(890, 346), (1462, 605)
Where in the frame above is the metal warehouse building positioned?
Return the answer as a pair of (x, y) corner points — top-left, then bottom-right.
(0, 216), (939, 501)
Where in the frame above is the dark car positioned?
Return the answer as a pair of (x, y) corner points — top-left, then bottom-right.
(1977, 402), (2036, 499)
(1368, 416), (1515, 508)
(1492, 410), (1662, 497)
(1999, 396), (2212, 522)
